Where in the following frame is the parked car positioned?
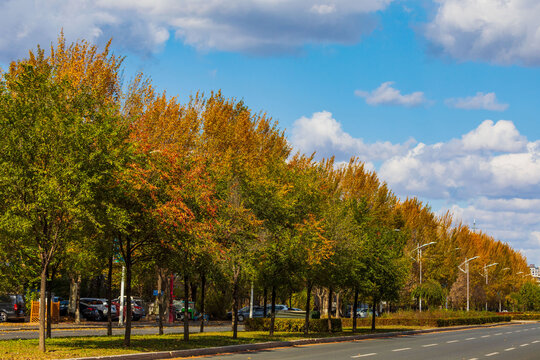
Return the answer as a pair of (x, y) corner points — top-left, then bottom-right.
(52, 296), (69, 316)
(80, 298), (117, 321)
(265, 304), (289, 315)
(226, 305), (265, 322)
(114, 297), (145, 321)
(0, 294), (25, 322)
(78, 301), (101, 321)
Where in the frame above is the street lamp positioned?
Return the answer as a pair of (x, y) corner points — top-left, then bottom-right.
(498, 267), (510, 312)
(482, 263), (498, 311)
(458, 256), (479, 311)
(411, 241), (437, 312)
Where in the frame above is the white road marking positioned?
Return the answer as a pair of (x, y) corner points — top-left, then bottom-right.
(422, 343), (438, 347)
(466, 337), (476, 340)
(523, 329), (528, 331)
(494, 333), (502, 336)
(532, 340), (540, 344)
(481, 335), (491, 338)
(485, 352), (499, 357)
(520, 343), (529, 347)
(351, 353), (377, 358)
(392, 348), (411, 352)
(505, 331), (513, 334)
(515, 330), (522, 333)
(504, 347), (515, 351)
(446, 340), (459, 343)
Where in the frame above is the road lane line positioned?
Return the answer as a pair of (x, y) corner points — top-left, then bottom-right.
(481, 335), (491, 338)
(504, 347), (515, 351)
(494, 333), (502, 336)
(446, 340), (459, 343)
(515, 330), (522, 332)
(532, 340), (540, 343)
(505, 331), (513, 334)
(520, 343), (529, 347)
(351, 353), (377, 358)
(466, 337), (476, 340)
(392, 348), (411, 352)
(485, 352), (499, 357)
(422, 344), (438, 347)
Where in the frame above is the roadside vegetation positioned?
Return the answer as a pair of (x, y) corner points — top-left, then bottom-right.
(0, 34), (537, 356)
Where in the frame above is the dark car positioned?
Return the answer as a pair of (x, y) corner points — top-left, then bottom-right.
(0, 294), (25, 322)
(78, 301), (101, 321)
(226, 305), (265, 322)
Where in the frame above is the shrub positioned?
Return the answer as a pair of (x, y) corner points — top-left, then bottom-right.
(341, 314), (510, 328)
(436, 316), (510, 327)
(244, 318), (342, 332)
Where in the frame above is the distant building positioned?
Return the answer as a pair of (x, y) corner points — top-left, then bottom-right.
(529, 264), (540, 281)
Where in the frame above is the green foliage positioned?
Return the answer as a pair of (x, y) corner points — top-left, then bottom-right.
(412, 279), (446, 307)
(435, 316), (510, 327)
(341, 314), (510, 327)
(518, 282), (540, 311)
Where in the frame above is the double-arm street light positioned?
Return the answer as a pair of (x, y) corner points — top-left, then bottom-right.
(482, 262), (498, 311)
(411, 241), (437, 312)
(458, 256), (479, 311)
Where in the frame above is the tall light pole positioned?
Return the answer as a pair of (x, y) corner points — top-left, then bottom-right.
(482, 263), (498, 311)
(498, 267), (510, 312)
(412, 241), (436, 312)
(458, 256), (479, 311)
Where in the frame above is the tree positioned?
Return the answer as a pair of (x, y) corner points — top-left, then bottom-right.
(0, 40), (124, 351)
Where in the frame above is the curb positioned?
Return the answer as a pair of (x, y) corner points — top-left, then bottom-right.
(66, 321), (519, 360)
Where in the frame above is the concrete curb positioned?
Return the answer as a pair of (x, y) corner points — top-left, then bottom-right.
(66, 321), (520, 360)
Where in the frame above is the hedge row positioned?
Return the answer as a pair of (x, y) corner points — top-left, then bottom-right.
(340, 315), (511, 328)
(436, 316), (511, 327)
(508, 313), (540, 320)
(244, 318), (342, 332)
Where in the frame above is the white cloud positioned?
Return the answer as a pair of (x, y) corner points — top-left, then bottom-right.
(290, 111), (414, 161)
(355, 82), (428, 107)
(445, 92), (509, 111)
(0, 0), (395, 61)
(425, 0), (540, 66)
(291, 112), (540, 265)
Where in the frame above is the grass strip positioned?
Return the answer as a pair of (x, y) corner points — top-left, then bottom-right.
(0, 327), (417, 360)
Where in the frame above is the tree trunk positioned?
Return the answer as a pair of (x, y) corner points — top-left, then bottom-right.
(183, 274), (190, 342)
(232, 270), (239, 339)
(263, 287), (267, 318)
(46, 268), (52, 339)
(352, 287), (359, 333)
(304, 282), (312, 335)
(269, 286), (276, 336)
(371, 298), (377, 331)
(107, 253), (113, 336)
(199, 273), (206, 333)
(75, 275), (81, 324)
(38, 258), (48, 352)
(327, 287), (333, 332)
(124, 237), (132, 347)
(157, 268), (164, 335)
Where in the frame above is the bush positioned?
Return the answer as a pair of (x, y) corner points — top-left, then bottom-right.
(244, 318), (342, 332)
(340, 314), (511, 328)
(508, 313), (540, 320)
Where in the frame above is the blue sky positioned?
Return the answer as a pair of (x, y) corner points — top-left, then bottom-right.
(1, 0), (540, 265)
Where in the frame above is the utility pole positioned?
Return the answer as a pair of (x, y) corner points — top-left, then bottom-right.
(412, 241), (436, 312)
(249, 282), (254, 319)
(483, 263), (498, 311)
(119, 265), (125, 326)
(459, 256), (479, 311)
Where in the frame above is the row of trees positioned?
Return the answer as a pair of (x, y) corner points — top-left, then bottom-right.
(0, 36), (533, 352)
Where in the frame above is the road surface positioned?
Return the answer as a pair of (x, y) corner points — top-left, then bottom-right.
(192, 322), (540, 360)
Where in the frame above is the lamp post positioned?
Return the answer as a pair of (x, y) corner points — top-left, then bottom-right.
(412, 241), (436, 312)
(482, 263), (498, 311)
(458, 256), (479, 311)
(499, 267), (510, 312)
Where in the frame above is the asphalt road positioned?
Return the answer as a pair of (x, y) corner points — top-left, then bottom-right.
(193, 323), (540, 360)
(0, 323), (236, 340)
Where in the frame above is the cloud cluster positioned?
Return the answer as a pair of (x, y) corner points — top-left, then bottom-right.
(425, 0), (540, 65)
(355, 82), (428, 107)
(290, 111), (414, 161)
(0, 0), (394, 61)
(445, 92), (509, 111)
(290, 112), (540, 264)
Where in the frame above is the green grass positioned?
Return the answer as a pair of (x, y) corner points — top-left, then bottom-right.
(0, 327), (418, 360)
